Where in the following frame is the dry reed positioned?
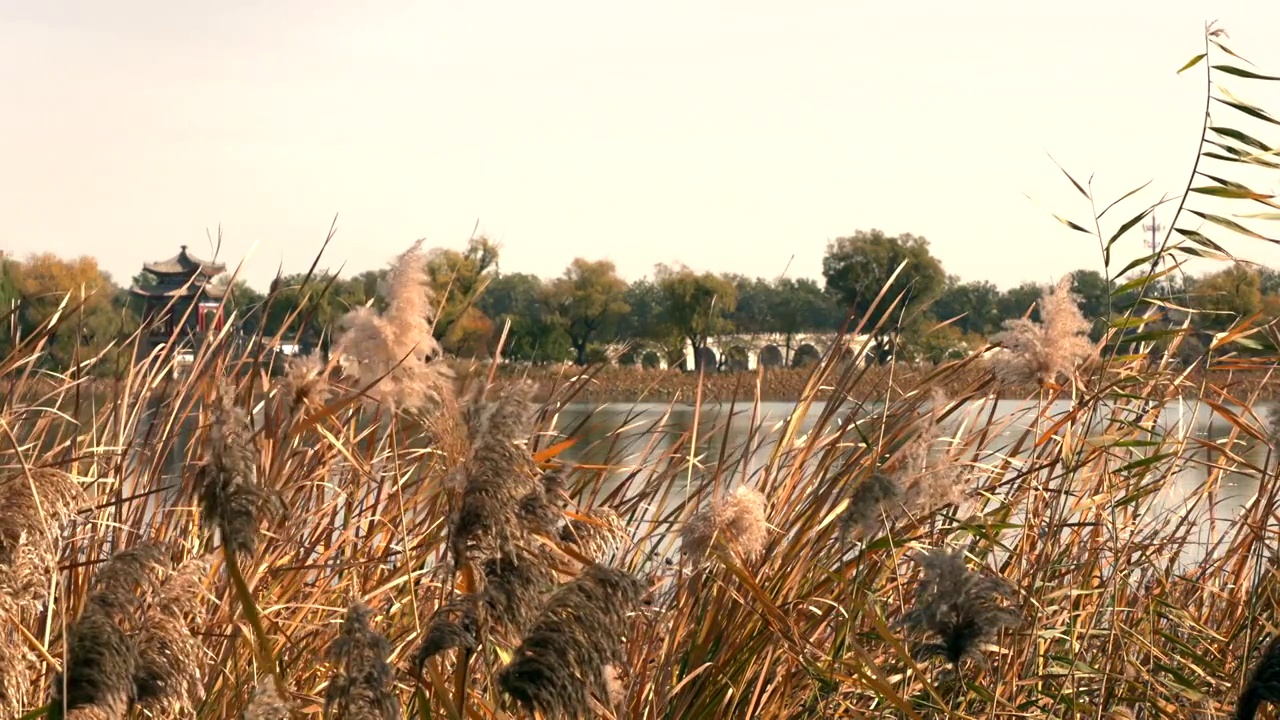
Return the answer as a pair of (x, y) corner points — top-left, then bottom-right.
(0, 468), (84, 717)
(497, 564), (645, 719)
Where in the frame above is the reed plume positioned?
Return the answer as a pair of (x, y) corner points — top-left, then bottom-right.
(333, 239), (455, 412)
(323, 602), (398, 720)
(518, 469), (568, 537)
(51, 544), (168, 720)
(1236, 634), (1280, 720)
(199, 382), (277, 555)
(497, 564), (645, 719)
(901, 548), (1021, 668)
(448, 379), (542, 568)
(280, 354), (333, 416)
(244, 676), (292, 720)
(991, 275), (1096, 387)
(560, 508), (629, 564)
(414, 596), (485, 665)
(0, 468), (84, 718)
(416, 380), (558, 667)
(133, 557), (211, 719)
(680, 485), (769, 565)
(842, 395), (968, 538)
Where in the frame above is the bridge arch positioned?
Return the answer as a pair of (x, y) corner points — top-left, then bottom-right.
(673, 332), (899, 372)
(618, 342), (670, 370)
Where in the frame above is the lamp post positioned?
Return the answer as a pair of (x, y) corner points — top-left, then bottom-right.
(1144, 216), (1165, 295)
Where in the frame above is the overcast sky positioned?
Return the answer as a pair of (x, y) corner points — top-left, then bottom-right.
(3, 1), (1280, 291)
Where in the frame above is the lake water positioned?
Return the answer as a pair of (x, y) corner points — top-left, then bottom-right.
(543, 398), (1275, 563)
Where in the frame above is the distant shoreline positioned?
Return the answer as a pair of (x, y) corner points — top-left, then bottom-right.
(482, 362), (1280, 405)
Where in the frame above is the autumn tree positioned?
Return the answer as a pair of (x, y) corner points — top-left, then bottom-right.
(655, 263), (737, 370)
(9, 253), (132, 371)
(821, 230), (946, 351)
(543, 258), (630, 365)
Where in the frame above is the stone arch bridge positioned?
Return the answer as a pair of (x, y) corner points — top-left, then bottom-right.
(616, 332), (889, 372)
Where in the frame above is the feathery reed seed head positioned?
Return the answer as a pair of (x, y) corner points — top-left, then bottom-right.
(332, 239), (455, 412)
(324, 602), (398, 720)
(497, 564), (645, 719)
(200, 382), (275, 555)
(842, 396), (969, 538)
(245, 676), (291, 720)
(680, 486), (769, 565)
(991, 275), (1096, 387)
(0, 468), (84, 717)
(902, 548), (1021, 667)
(518, 469), (568, 537)
(560, 508), (629, 565)
(281, 354), (333, 415)
(134, 557), (211, 718)
(449, 380), (542, 568)
(52, 544), (169, 720)
(415, 596), (485, 668)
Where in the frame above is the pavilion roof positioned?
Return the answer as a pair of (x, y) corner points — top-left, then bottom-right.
(142, 245), (226, 277)
(128, 282), (228, 300)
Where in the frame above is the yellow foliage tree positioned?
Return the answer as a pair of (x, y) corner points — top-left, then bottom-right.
(10, 253), (133, 372)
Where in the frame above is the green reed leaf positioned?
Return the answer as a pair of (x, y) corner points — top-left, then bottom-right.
(1106, 208), (1153, 252)
(1053, 214), (1092, 234)
(1048, 153), (1090, 199)
(1212, 97), (1280, 126)
(1190, 185), (1273, 200)
(1209, 126), (1273, 152)
(1212, 39), (1257, 67)
(1177, 53), (1206, 74)
(1212, 64), (1280, 81)
(1175, 228), (1232, 254)
(1188, 210), (1280, 243)
(1098, 179), (1153, 219)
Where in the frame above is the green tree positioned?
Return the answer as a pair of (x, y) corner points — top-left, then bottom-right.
(773, 277), (842, 338)
(1193, 262), (1262, 332)
(222, 279), (268, 335)
(259, 273), (367, 353)
(478, 272), (571, 363)
(724, 275), (776, 334)
(617, 278), (680, 350)
(0, 254), (20, 354)
(1258, 266), (1280, 296)
(1069, 269), (1113, 341)
(930, 277), (1002, 336)
(821, 229), (946, 348)
(655, 263), (737, 370)
(351, 269), (388, 311)
(543, 258), (631, 366)
(425, 236), (499, 342)
(998, 282), (1044, 322)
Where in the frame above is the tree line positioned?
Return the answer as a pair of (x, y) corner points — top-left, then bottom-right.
(2, 228), (1276, 373)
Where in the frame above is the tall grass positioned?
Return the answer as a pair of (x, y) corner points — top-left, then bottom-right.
(3, 21), (1280, 720)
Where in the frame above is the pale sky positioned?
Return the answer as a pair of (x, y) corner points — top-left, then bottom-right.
(3, 1), (1280, 292)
